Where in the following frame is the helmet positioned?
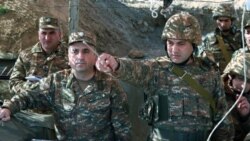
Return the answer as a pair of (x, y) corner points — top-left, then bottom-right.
(223, 52), (250, 79)
(245, 19), (250, 29)
(161, 11), (202, 45)
(212, 3), (235, 20)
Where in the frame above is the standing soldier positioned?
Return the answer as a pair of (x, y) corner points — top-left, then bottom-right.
(8, 16), (70, 140)
(96, 12), (234, 141)
(222, 52), (250, 141)
(199, 3), (242, 73)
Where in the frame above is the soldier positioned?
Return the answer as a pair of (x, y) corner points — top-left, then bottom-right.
(0, 31), (131, 141)
(8, 16), (70, 140)
(199, 3), (242, 73)
(222, 52), (250, 141)
(95, 12), (234, 141)
(233, 19), (250, 57)
(9, 16), (69, 94)
(245, 20), (250, 51)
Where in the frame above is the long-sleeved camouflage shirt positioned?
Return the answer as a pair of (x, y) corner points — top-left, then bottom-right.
(112, 56), (234, 141)
(199, 26), (242, 73)
(9, 42), (70, 94)
(3, 69), (131, 141)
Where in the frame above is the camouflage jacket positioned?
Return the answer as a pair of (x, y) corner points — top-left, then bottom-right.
(113, 56), (234, 141)
(199, 26), (242, 73)
(9, 42), (70, 94)
(3, 69), (131, 141)
(223, 77), (250, 141)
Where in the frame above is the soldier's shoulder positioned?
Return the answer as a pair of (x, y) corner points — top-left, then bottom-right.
(196, 56), (219, 71)
(152, 56), (171, 66)
(204, 31), (217, 42)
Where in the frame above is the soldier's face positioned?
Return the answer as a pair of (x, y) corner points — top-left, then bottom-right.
(231, 75), (250, 94)
(68, 42), (97, 72)
(166, 39), (193, 64)
(245, 27), (250, 47)
(38, 28), (61, 53)
(216, 17), (232, 32)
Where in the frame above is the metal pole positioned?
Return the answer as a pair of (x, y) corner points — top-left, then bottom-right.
(69, 0), (79, 34)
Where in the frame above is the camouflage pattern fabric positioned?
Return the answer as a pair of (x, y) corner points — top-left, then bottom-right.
(112, 56), (234, 141)
(161, 11), (202, 46)
(222, 52), (250, 141)
(223, 51), (250, 79)
(68, 31), (96, 47)
(231, 48), (250, 59)
(199, 26), (242, 73)
(7, 41), (69, 139)
(9, 42), (70, 96)
(198, 3), (242, 73)
(212, 3), (236, 20)
(39, 16), (60, 29)
(245, 19), (250, 29)
(3, 69), (131, 141)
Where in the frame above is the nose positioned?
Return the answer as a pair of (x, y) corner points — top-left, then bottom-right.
(76, 51), (85, 59)
(221, 22), (225, 26)
(44, 34), (51, 40)
(171, 44), (179, 53)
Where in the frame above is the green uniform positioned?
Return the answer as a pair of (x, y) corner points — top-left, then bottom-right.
(112, 56), (234, 141)
(199, 27), (242, 72)
(223, 51), (250, 141)
(9, 42), (70, 95)
(3, 69), (131, 141)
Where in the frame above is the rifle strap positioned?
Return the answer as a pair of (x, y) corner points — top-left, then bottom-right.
(169, 65), (216, 112)
(216, 35), (231, 64)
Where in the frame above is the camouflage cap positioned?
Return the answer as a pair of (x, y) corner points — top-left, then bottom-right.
(39, 16), (60, 29)
(68, 31), (96, 47)
(223, 52), (250, 79)
(245, 20), (250, 29)
(212, 3), (235, 20)
(161, 11), (202, 45)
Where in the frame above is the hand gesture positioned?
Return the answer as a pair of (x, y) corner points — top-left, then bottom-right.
(236, 96), (250, 117)
(96, 53), (119, 73)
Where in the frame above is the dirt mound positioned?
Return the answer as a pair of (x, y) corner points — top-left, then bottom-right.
(0, 0), (166, 58)
(0, 0), (247, 58)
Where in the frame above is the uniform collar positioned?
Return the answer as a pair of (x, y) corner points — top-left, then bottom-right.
(31, 42), (66, 55)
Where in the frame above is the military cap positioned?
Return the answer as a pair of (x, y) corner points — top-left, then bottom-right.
(245, 20), (250, 29)
(39, 16), (60, 29)
(68, 31), (96, 47)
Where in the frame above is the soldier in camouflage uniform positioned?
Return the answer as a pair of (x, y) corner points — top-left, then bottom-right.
(199, 3), (242, 73)
(95, 12), (234, 141)
(9, 16), (69, 94)
(6, 16), (70, 140)
(232, 19), (250, 58)
(222, 52), (250, 141)
(0, 31), (131, 141)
